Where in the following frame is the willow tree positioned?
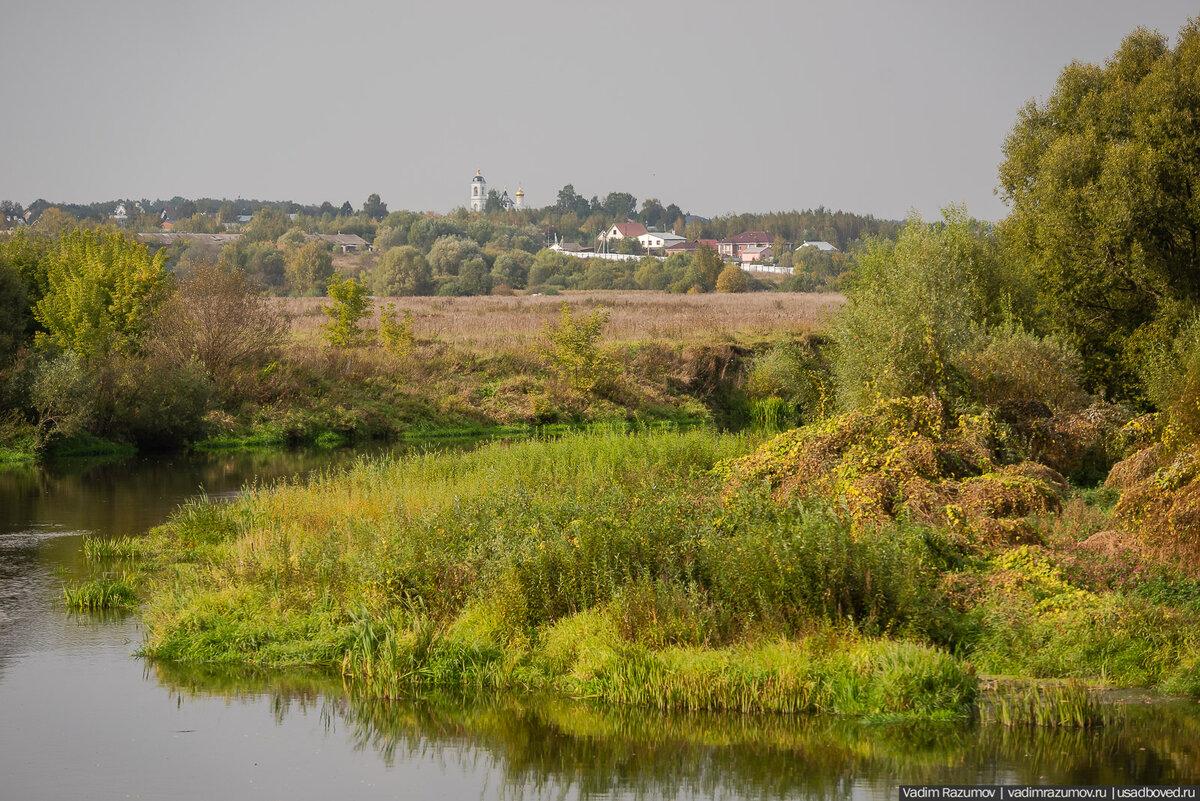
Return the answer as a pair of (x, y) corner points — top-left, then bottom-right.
(998, 19), (1200, 397)
(34, 230), (169, 358)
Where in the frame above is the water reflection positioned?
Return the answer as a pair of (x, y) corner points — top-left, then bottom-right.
(151, 661), (1200, 799)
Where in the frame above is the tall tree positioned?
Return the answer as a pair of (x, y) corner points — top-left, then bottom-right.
(998, 19), (1200, 396)
(640, 198), (665, 228)
(602, 192), (637, 220)
(362, 193), (388, 221)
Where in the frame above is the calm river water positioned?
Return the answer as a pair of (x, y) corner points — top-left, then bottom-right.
(1, 447), (1198, 801)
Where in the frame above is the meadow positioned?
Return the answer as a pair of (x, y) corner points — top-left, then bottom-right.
(277, 290), (843, 348)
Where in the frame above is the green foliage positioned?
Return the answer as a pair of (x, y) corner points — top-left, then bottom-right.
(743, 335), (833, 425)
(1138, 314), (1200, 447)
(362, 193), (388, 221)
(0, 252), (26, 364)
(427, 235), (483, 277)
(540, 303), (612, 394)
(955, 318), (1090, 412)
(832, 207), (1007, 409)
(63, 576), (137, 610)
(998, 19), (1200, 397)
(285, 240), (334, 296)
(83, 535), (145, 561)
(370, 246), (432, 296)
(694, 243), (722, 291)
(378, 303), (415, 356)
(90, 352), (215, 447)
(131, 429), (978, 718)
(715, 264), (749, 293)
(33, 230), (169, 359)
(969, 546), (1200, 689)
(323, 275), (372, 347)
(490, 250), (532, 290)
(241, 208), (291, 244)
(30, 351), (94, 443)
(218, 240), (286, 293)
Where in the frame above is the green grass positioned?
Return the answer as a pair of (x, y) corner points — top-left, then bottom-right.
(46, 431), (136, 459)
(127, 428), (980, 719)
(123, 422), (1200, 718)
(63, 576), (138, 610)
(82, 535), (145, 561)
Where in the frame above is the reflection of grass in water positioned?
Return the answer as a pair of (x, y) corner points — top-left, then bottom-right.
(149, 659), (1200, 794)
(980, 681), (1120, 728)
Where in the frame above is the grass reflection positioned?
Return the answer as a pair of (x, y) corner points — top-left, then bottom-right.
(150, 661), (1200, 798)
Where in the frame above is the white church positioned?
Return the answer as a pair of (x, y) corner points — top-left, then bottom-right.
(470, 170), (525, 212)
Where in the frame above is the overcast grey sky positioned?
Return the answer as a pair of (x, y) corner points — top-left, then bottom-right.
(1, 0), (1195, 221)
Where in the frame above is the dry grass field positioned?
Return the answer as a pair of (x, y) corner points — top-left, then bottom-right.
(277, 291), (844, 348)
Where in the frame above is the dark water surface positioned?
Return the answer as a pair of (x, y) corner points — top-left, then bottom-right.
(1, 447), (1199, 801)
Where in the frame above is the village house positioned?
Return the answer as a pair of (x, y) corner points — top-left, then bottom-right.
(313, 233), (370, 253)
(596, 221), (648, 244)
(636, 231), (686, 253)
(664, 238), (719, 256)
(717, 231), (775, 260)
(740, 245), (773, 267)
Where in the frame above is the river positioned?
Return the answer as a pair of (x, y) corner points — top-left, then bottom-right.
(1, 447), (1198, 800)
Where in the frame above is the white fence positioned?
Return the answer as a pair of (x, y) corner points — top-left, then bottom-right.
(743, 263), (794, 275)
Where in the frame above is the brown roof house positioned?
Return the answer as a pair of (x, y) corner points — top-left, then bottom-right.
(597, 221), (649, 244)
(717, 231), (774, 259)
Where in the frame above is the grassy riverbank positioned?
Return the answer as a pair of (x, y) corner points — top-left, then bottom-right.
(112, 404), (1200, 719)
(121, 428), (974, 720)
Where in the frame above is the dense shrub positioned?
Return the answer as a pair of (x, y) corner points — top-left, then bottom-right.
(34, 230), (169, 359)
(91, 352), (214, 447)
(715, 264), (749, 293)
(832, 207), (1010, 410)
(743, 334), (833, 426)
(1140, 315), (1200, 447)
(955, 320), (1090, 413)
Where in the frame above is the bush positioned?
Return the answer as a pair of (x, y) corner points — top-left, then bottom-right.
(149, 264), (285, 388)
(284, 240), (333, 296)
(832, 207), (1004, 409)
(743, 334), (833, 425)
(323, 275), (372, 347)
(540, 303), (613, 394)
(30, 351), (94, 444)
(1140, 315), (1200, 447)
(370, 246), (431, 296)
(34, 230), (169, 358)
(715, 264), (749, 293)
(378, 303), (415, 356)
(91, 352), (214, 447)
(956, 319), (1090, 412)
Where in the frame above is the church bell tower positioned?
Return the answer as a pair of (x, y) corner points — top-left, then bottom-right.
(470, 169), (486, 212)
